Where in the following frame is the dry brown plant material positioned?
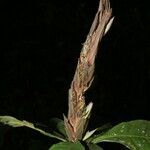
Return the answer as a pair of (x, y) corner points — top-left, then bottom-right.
(64, 0), (114, 142)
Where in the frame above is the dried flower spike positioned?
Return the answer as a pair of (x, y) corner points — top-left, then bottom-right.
(64, 0), (114, 142)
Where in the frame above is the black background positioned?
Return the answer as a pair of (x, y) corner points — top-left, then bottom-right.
(0, 0), (150, 149)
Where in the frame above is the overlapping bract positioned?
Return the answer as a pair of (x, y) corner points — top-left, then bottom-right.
(64, 0), (114, 142)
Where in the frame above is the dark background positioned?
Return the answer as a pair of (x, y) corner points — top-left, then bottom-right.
(0, 0), (150, 149)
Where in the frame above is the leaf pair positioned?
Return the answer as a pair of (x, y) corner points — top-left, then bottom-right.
(1, 116), (150, 150)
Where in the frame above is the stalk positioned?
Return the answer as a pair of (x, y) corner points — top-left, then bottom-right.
(64, 0), (114, 142)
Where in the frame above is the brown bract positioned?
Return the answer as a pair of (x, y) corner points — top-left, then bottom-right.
(64, 0), (114, 142)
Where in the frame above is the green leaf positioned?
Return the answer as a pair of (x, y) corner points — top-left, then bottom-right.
(91, 120), (150, 150)
(49, 141), (85, 150)
(0, 116), (66, 142)
(87, 143), (103, 150)
(49, 118), (66, 137)
(0, 116), (25, 127)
